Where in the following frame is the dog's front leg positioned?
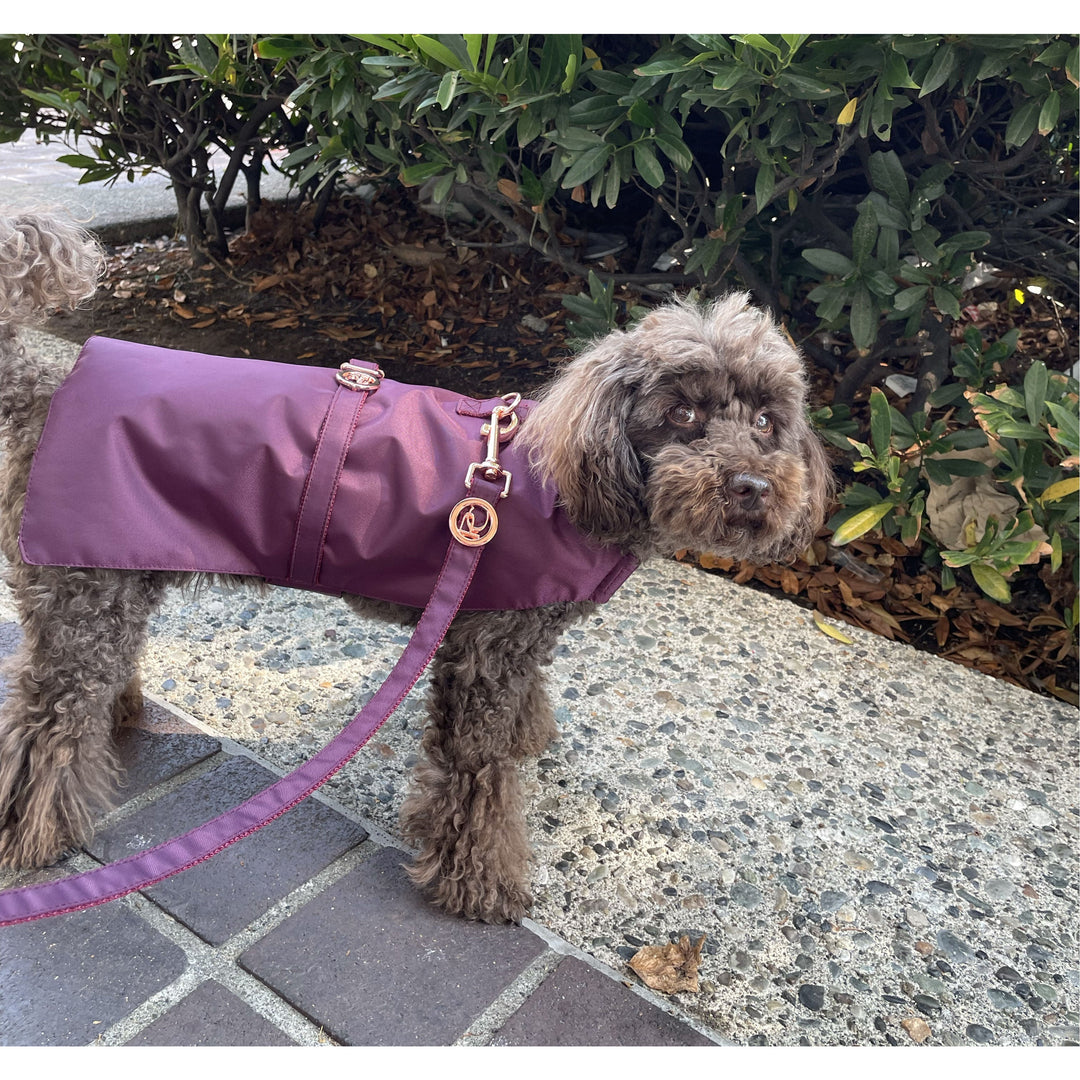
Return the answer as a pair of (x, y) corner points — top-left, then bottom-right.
(399, 603), (578, 923)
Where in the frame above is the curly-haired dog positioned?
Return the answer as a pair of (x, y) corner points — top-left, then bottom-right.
(0, 209), (832, 923)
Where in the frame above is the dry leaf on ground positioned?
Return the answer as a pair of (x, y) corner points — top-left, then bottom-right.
(628, 934), (706, 994)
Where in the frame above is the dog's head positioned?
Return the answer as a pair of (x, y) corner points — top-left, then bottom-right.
(519, 293), (834, 564)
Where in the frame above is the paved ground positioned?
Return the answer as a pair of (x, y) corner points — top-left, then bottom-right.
(0, 136), (1077, 1049)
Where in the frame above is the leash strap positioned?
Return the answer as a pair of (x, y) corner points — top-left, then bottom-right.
(0, 537), (482, 928)
(0, 381), (519, 929)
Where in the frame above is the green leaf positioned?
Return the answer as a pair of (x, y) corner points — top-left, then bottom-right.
(627, 98), (655, 127)
(560, 144), (612, 188)
(865, 270), (898, 298)
(634, 58), (691, 76)
(934, 457), (990, 477)
(869, 387), (892, 458)
(850, 286), (877, 350)
(567, 96), (624, 126)
(754, 162), (775, 213)
(1067, 44), (1080, 87)
(852, 208), (878, 267)
(919, 43), (956, 97)
(436, 70), (458, 110)
(1038, 90), (1061, 136)
(654, 134), (694, 173)
(1005, 99), (1040, 148)
(869, 150), (909, 210)
(561, 51), (579, 93)
(517, 106), (543, 149)
(993, 421), (1048, 441)
(633, 142), (665, 188)
(1023, 360), (1049, 427)
(971, 563), (1012, 603)
(464, 34), (482, 71)
(894, 285), (928, 312)
(831, 502), (894, 545)
(399, 161), (449, 185)
(933, 286), (961, 320)
(774, 71), (836, 98)
(413, 35), (469, 71)
(737, 33), (783, 59)
(550, 128), (607, 151)
(940, 230), (991, 254)
(1046, 402), (1080, 455)
(802, 248), (855, 276)
(883, 50), (920, 89)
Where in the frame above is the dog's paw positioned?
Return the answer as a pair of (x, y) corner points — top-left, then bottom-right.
(420, 866), (533, 924)
(404, 842), (533, 924)
(0, 821), (77, 871)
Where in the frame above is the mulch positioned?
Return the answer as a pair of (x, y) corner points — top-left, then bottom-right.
(42, 185), (1078, 704)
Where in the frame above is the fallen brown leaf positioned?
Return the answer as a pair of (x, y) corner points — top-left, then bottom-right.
(628, 934), (706, 994)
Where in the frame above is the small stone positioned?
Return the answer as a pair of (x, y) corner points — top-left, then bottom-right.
(820, 889), (850, 912)
(915, 994), (942, 1016)
(984, 878), (1015, 901)
(901, 1017), (932, 1044)
(987, 988), (1025, 1011)
(905, 907), (929, 929)
(936, 929), (976, 963)
(843, 850), (874, 871)
(966, 1024), (995, 1043)
(914, 940), (933, 956)
(730, 882), (763, 909)
(798, 983), (826, 1011)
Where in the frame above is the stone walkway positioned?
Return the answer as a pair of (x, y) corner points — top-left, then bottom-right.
(0, 645), (715, 1046)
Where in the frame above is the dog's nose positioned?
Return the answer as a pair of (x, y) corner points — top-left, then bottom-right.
(730, 472), (770, 511)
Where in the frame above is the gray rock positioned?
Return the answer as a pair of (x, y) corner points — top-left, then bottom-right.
(936, 930), (976, 963)
(730, 882), (763, 909)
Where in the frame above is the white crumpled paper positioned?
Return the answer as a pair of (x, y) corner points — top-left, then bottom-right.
(923, 446), (1048, 552)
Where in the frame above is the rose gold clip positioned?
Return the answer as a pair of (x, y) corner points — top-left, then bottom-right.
(450, 392), (521, 547)
(336, 362), (385, 391)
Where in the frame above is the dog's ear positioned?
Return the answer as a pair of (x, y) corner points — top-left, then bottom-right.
(0, 212), (102, 326)
(519, 331), (647, 547)
(783, 417), (835, 561)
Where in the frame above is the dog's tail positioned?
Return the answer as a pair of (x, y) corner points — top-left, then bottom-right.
(0, 210), (102, 435)
(0, 209), (101, 330)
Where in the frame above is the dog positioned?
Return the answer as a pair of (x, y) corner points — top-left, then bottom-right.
(0, 210), (832, 923)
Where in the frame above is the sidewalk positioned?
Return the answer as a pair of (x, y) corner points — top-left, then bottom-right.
(0, 139), (1077, 1047)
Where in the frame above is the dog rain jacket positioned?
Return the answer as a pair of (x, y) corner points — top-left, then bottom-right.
(18, 337), (638, 612)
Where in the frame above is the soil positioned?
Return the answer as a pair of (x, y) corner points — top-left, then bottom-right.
(42, 185), (1078, 704)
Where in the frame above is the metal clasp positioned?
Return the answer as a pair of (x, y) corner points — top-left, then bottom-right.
(450, 392), (521, 546)
(336, 362), (385, 392)
(463, 393), (521, 500)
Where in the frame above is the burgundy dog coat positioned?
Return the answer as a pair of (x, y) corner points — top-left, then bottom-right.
(18, 337), (638, 611)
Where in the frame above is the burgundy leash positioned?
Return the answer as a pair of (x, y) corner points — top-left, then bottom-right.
(0, 382), (519, 929)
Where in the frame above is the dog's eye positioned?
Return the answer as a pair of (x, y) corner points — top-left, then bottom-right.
(754, 412), (773, 435)
(667, 404), (698, 426)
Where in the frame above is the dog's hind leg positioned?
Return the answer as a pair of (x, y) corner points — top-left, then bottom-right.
(0, 564), (167, 868)
(399, 604), (575, 923)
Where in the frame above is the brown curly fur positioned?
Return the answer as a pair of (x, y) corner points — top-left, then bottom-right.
(0, 209), (832, 923)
